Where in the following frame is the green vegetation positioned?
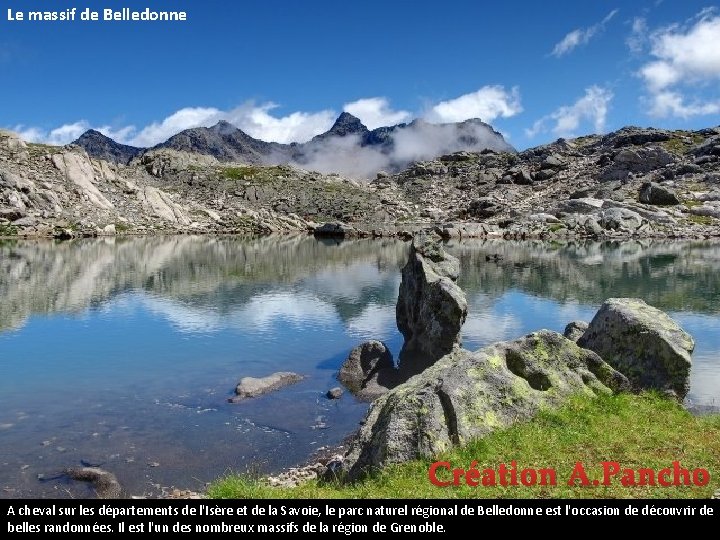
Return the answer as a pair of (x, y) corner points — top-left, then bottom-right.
(663, 133), (705, 155)
(220, 165), (289, 183)
(207, 392), (720, 499)
(683, 200), (703, 208)
(663, 138), (691, 155)
(0, 224), (18, 236)
(688, 214), (713, 226)
(27, 142), (60, 157)
(114, 222), (132, 233)
(221, 166), (263, 180)
(571, 135), (598, 148)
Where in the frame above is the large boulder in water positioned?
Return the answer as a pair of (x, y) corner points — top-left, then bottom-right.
(338, 340), (397, 401)
(396, 231), (467, 376)
(577, 298), (694, 398)
(341, 330), (629, 480)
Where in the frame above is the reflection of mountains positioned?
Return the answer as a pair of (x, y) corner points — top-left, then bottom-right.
(3, 236), (719, 334)
(0, 236), (408, 332)
(449, 239), (720, 313)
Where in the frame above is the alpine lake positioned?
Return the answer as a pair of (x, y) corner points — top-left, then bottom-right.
(1, 235), (718, 498)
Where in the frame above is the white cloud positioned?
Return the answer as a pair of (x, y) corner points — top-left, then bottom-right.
(425, 85), (523, 124)
(15, 103), (336, 147)
(346, 304), (397, 340)
(552, 9), (619, 57)
(639, 11), (720, 118)
(226, 103), (335, 144)
(16, 121), (90, 146)
(10, 87), (522, 152)
(647, 91), (720, 118)
(130, 107), (221, 146)
(526, 86), (613, 138)
(626, 17), (648, 54)
(343, 97), (412, 129)
(139, 291), (337, 334)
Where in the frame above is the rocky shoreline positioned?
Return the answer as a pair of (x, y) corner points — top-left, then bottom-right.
(2, 125), (720, 242)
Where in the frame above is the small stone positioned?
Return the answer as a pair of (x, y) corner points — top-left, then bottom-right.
(326, 387), (343, 399)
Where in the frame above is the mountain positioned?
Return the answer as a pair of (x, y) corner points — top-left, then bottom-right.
(154, 120), (286, 164)
(311, 112), (370, 141)
(72, 129), (142, 165)
(4, 123), (720, 241)
(71, 113), (515, 177)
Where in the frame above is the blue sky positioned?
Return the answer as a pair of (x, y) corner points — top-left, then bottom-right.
(1, 0), (719, 149)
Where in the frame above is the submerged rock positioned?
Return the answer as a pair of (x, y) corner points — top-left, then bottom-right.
(65, 467), (122, 499)
(577, 298), (694, 398)
(341, 331), (629, 480)
(229, 372), (304, 402)
(396, 231), (467, 376)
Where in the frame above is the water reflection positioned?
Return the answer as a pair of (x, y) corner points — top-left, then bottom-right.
(0, 235), (718, 498)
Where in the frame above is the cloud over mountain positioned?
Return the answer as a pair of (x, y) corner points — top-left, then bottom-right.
(14, 86), (522, 149)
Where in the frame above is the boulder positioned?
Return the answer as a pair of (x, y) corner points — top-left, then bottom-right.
(396, 231), (467, 375)
(612, 147), (675, 172)
(313, 222), (356, 237)
(341, 331), (629, 480)
(228, 372), (304, 402)
(563, 321), (588, 342)
(639, 182), (680, 205)
(688, 205), (720, 219)
(557, 198), (604, 214)
(338, 340), (397, 400)
(0, 130), (29, 162)
(466, 198), (504, 219)
(577, 298), (694, 397)
(599, 207), (643, 231)
(540, 154), (567, 170)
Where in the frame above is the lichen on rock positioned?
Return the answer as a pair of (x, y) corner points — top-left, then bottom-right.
(341, 330), (629, 480)
(577, 297), (694, 398)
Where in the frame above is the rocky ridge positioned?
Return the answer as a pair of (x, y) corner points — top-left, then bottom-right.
(1, 124), (720, 240)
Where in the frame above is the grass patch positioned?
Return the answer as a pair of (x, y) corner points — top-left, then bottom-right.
(207, 392), (720, 499)
(683, 200), (703, 208)
(221, 165), (288, 182)
(26, 142), (60, 157)
(114, 222), (131, 233)
(688, 214), (714, 226)
(0, 224), (18, 236)
(662, 138), (691, 155)
(221, 166), (263, 180)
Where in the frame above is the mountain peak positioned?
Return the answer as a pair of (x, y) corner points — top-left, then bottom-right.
(328, 112), (368, 136)
(72, 129), (141, 165)
(210, 120), (238, 134)
(76, 129), (111, 141)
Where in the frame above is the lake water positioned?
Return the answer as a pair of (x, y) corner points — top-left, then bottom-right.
(1, 235), (718, 498)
